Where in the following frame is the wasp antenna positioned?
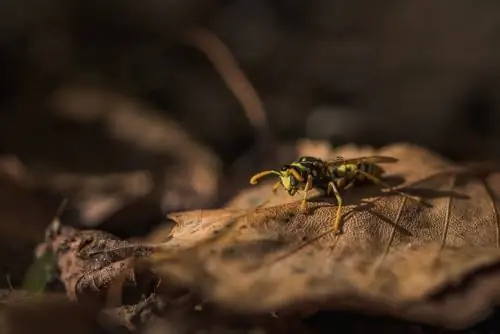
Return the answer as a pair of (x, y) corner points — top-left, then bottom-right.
(249, 170), (281, 185)
(289, 168), (304, 182)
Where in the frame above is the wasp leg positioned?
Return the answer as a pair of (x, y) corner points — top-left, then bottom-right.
(357, 170), (421, 202)
(327, 181), (343, 234)
(272, 181), (281, 195)
(343, 178), (356, 191)
(299, 174), (313, 213)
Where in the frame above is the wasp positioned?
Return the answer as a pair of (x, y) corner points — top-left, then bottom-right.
(249, 156), (421, 234)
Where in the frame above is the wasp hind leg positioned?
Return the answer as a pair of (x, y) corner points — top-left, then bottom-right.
(357, 170), (421, 203)
(343, 178), (357, 191)
(299, 174), (313, 213)
(327, 181), (344, 234)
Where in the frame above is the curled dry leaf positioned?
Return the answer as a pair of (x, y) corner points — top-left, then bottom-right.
(99, 294), (167, 332)
(45, 223), (157, 302)
(101, 292), (313, 334)
(146, 143), (500, 329)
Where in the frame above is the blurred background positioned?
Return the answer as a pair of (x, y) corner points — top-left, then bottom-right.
(1, 0), (500, 289)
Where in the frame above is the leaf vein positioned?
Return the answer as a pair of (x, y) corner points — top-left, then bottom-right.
(439, 175), (456, 252)
(376, 195), (407, 271)
(482, 178), (500, 249)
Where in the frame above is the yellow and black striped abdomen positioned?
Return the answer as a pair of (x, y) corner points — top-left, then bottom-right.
(331, 163), (358, 180)
(361, 162), (385, 179)
(332, 162), (385, 184)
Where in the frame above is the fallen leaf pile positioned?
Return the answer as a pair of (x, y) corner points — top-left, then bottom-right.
(146, 143), (500, 330)
(12, 142), (500, 333)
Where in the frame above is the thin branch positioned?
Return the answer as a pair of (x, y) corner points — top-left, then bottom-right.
(183, 27), (270, 136)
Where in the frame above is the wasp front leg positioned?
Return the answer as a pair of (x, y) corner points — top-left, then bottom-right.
(299, 174), (313, 213)
(272, 181), (281, 195)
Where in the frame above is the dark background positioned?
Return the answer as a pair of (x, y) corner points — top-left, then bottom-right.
(3, 0), (500, 155)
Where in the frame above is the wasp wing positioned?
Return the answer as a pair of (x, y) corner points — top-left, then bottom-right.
(324, 155), (399, 166)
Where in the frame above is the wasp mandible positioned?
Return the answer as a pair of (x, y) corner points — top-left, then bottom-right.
(249, 155), (421, 234)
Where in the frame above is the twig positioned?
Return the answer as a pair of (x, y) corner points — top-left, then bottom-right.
(182, 26), (270, 138)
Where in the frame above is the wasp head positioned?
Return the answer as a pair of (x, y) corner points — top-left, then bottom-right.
(249, 164), (305, 197)
(278, 165), (303, 196)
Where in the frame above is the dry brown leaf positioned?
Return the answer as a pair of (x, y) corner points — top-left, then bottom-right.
(45, 224), (157, 302)
(146, 142), (500, 329)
